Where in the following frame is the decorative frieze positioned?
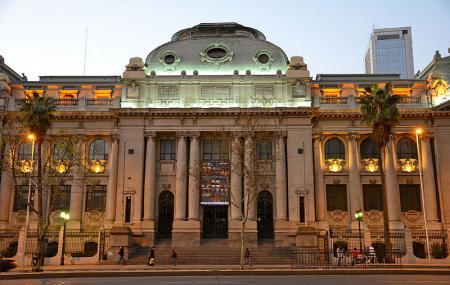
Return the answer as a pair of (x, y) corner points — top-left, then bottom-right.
(200, 86), (230, 102)
(251, 86), (275, 104)
(157, 85), (179, 103)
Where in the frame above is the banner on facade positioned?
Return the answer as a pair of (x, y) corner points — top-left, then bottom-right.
(200, 161), (230, 205)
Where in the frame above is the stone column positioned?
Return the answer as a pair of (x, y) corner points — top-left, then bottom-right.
(384, 140), (402, 229)
(244, 134), (256, 220)
(174, 132), (187, 221)
(68, 137), (86, 229)
(275, 132), (287, 221)
(143, 132), (156, 225)
(420, 135), (439, 227)
(230, 133), (243, 221)
(0, 143), (13, 226)
(105, 135), (120, 226)
(348, 133), (362, 226)
(188, 132), (200, 221)
(313, 135), (326, 226)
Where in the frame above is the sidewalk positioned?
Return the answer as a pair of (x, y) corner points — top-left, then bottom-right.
(1, 263), (450, 280)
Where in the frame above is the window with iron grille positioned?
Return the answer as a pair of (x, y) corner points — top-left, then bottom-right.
(85, 185), (107, 211)
(14, 185), (35, 211)
(324, 138), (345, 159)
(89, 139), (109, 161)
(256, 140), (273, 160)
(160, 139), (176, 160)
(326, 184), (347, 211)
(400, 184), (421, 212)
(363, 184), (383, 211)
(396, 138), (418, 159)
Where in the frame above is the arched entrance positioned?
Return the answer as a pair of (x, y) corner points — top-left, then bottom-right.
(257, 190), (274, 240)
(158, 191), (174, 239)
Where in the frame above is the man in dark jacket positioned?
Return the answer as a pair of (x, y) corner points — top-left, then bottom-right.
(118, 246), (125, 264)
(148, 246), (155, 266)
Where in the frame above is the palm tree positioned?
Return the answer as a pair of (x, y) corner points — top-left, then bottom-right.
(20, 91), (56, 268)
(360, 83), (400, 256)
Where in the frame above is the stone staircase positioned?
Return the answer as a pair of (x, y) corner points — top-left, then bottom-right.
(126, 240), (292, 266)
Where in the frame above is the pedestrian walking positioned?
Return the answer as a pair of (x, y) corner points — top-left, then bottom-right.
(148, 246), (155, 266)
(118, 246), (125, 264)
(337, 246), (343, 267)
(244, 248), (252, 266)
(171, 249), (178, 266)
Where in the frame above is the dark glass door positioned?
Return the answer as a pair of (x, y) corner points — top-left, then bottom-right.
(158, 191), (174, 239)
(257, 191), (274, 240)
(202, 206), (228, 239)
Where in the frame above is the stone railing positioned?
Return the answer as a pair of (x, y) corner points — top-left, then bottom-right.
(399, 96), (421, 104)
(13, 98), (115, 110)
(320, 96), (348, 104)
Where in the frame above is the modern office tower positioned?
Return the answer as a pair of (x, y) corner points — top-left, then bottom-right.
(365, 27), (414, 79)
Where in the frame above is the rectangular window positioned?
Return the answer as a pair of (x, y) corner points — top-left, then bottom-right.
(363, 184), (383, 211)
(125, 196), (132, 223)
(14, 185), (35, 212)
(326, 184), (347, 211)
(400, 184), (421, 212)
(256, 140), (273, 160)
(159, 139), (176, 160)
(52, 185), (71, 211)
(85, 185), (107, 211)
(202, 140), (229, 161)
(299, 196), (305, 223)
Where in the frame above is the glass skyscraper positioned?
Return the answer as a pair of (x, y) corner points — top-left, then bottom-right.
(365, 27), (414, 79)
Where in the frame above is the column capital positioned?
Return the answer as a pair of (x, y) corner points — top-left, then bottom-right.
(232, 131), (244, 138)
(188, 131), (201, 138)
(176, 131), (189, 138)
(110, 133), (120, 142)
(347, 133), (360, 141)
(313, 133), (324, 142)
(275, 130), (288, 139)
(419, 132), (434, 141)
(144, 131), (157, 138)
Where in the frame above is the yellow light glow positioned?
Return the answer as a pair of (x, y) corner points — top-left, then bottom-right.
(327, 159), (344, 173)
(400, 158), (416, 173)
(90, 160), (105, 174)
(27, 134), (36, 141)
(55, 161), (68, 174)
(416, 128), (423, 135)
(363, 158), (379, 173)
(60, 211), (70, 220)
(20, 160), (33, 173)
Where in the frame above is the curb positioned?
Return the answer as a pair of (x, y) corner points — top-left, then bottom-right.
(2, 268), (450, 280)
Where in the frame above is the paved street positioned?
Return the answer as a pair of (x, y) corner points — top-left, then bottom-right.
(1, 275), (450, 285)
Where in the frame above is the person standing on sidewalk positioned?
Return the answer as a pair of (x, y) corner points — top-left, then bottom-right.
(118, 246), (125, 264)
(171, 248), (178, 266)
(148, 246), (155, 266)
(244, 248), (252, 266)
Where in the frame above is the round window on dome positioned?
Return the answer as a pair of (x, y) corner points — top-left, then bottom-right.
(164, 54), (176, 64)
(207, 47), (227, 59)
(257, 53), (270, 64)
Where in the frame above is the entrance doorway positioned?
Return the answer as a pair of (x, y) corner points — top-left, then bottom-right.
(158, 191), (174, 239)
(202, 206), (228, 239)
(257, 191), (274, 240)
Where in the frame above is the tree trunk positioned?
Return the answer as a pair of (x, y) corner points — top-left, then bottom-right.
(240, 218), (246, 270)
(379, 146), (392, 261)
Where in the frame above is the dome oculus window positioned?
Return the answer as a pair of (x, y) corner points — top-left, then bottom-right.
(254, 50), (274, 70)
(200, 43), (234, 67)
(159, 51), (180, 71)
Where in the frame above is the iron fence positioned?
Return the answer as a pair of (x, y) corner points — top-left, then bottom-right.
(99, 230), (111, 261)
(370, 230), (406, 256)
(0, 230), (19, 258)
(411, 230), (448, 259)
(327, 229), (364, 253)
(25, 230), (60, 257)
(291, 250), (402, 269)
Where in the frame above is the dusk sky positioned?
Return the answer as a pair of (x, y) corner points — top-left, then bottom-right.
(0, 0), (449, 80)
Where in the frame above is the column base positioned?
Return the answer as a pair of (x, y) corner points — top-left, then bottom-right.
(141, 219), (156, 246)
(172, 220), (201, 247)
(274, 220), (290, 247)
(243, 219), (257, 247)
(388, 220), (405, 230)
(228, 219), (243, 247)
(295, 226), (318, 249)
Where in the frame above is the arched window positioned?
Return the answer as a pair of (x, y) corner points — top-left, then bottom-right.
(324, 138), (345, 159)
(360, 138), (380, 159)
(88, 139), (109, 161)
(396, 138), (417, 159)
(18, 142), (37, 161)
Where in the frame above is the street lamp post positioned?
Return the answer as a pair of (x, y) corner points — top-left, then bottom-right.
(354, 209), (363, 253)
(415, 128), (431, 264)
(21, 133), (35, 268)
(60, 211), (70, 266)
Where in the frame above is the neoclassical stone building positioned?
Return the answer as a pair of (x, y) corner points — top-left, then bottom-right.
(1, 23), (450, 258)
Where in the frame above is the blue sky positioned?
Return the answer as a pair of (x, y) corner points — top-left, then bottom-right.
(0, 0), (449, 80)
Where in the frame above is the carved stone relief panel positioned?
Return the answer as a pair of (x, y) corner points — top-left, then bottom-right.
(200, 86), (231, 102)
(157, 85), (179, 103)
